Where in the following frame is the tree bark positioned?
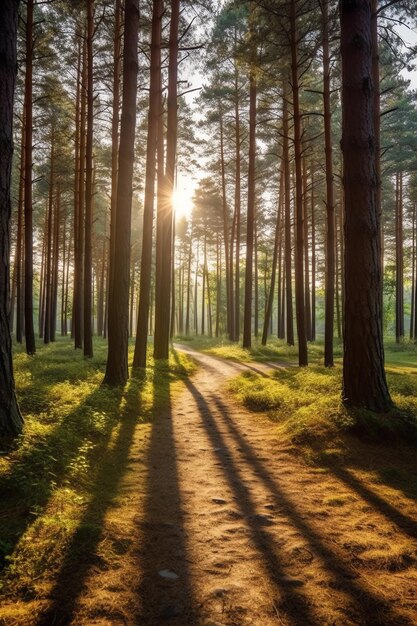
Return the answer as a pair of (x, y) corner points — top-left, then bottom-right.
(323, 0), (335, 365)
(262, 164), (284, 346)
(395, 171), (404, 342)
(290, 0), (307, 366)
(24, 0), (36, 355)
(341, 0), (391, 411)
(233, 51), (241, 341)
(154, 0), (179, 359)
(282, 84), (294, 346)
(104, 0), (140, 385)
(84, 0), (94, 358)
(107, 0), (122, 318)
(74, 35), (86, 349)
(44, 134), (54, 344)
(133, 0), (162, 367)
(15, 108), (25, 343)
(0, 0), (24, 436)
(242, 53), (256, 349)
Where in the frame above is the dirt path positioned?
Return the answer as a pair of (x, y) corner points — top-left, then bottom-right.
(31, 346), (417, 626)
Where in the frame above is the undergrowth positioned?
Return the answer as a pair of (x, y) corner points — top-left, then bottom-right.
(0, 338), (194, 601)
(228, 353), (417, 448)
(176, 334), (343, 364)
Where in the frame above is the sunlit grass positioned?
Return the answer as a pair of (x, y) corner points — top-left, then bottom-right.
(0, 337), (194, 602)
(176, 334), (343, 364)
(176, 335), (417, 447)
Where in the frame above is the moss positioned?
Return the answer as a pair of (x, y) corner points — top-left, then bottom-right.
(227, 344), (417, 449)
(0, 338), (194, 597)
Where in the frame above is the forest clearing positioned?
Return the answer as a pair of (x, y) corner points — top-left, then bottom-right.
(2, 0), (417, 624)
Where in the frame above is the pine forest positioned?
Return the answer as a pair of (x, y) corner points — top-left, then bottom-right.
(1, 1), (417, 624)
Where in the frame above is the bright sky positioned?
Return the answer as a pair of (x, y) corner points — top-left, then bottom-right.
(173, 172), (195, 221)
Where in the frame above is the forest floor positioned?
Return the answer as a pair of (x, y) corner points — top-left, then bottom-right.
(1, 340), (417, 625)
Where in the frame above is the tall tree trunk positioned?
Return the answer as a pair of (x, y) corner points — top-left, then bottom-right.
(74, 36), (86, 349)
(84, 0), (94, 358)
(194, 238), (199, 335)
(39, 204), (47, 338)
(371, 0), (383, 311)
(233, 52), (241, 341)
(322, 0), (335, 366)
(154, 0), (179, 359)
(108, 0), (122, 313)
(61, 213), (66, 336)
(283, 85), (294, 346)
(219, 108), (231, 339)
(133, 0), (162, 367)
(395, 171), (404, 342)
(311, 173), (316, 342)
(0, 0), (24, 435)
(104, 0), (140, 385)
(51, 180), (60, 341)
(277, 188), (285, 339)
(15, 109), (25, 343)
(185, 226), (192, 335)
(303, 157), (311, 341)
(170, 217), (176, 339)
(254, 218), (259, 339)
(64, 230), (72, 336)
(216, 233), (221, 337)
(335, 206), (342, 340)
(262, 164), (284, 345)
(341, 0), (391, 411)
(290, 0), (307, 366)
(201, 236), (206, 335)
(44, 136), (54, 344)
(97, 238), (106, 336)
(243, 53), (256, 349)
(24, 0), (36, 355)
(205, 247), (213, 338)
(411, 203), (415, 340)
(129, 258), (135, 337)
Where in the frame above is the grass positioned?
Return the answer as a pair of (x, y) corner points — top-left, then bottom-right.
(0, 337), (194, 604)
(176, 333), (343, 364)
(177, 335), (417, 448)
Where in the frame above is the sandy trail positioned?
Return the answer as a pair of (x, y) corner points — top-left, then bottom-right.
(33, 345), (417, 626)
(133, 346), (417, 626)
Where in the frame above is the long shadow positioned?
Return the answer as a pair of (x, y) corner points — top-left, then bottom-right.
(36, 377), (145, 625)
(183, 379), (317, 626)
(133, 359), (198, 625)
(0, 384), (123, 577)
(193, 351), (417, 543)
(212, 393), (415, 625)
(186, 379), (411, 626)
(322, 461), (417, 541)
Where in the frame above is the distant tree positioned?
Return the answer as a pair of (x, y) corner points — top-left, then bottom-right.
(341, 0), (391, 411)
(0, 0), (24, 436)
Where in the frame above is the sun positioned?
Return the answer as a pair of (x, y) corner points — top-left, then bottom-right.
(173, 173), (194, 220)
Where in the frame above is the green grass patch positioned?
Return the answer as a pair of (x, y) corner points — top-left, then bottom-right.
(0, 337), (194, 598)
(175, 334), (344, 364)
(226, 340), (417, 448)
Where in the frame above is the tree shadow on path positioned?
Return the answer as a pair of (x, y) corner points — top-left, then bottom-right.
(184, 377), (412, 626)
(133, 359), (199, 625)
